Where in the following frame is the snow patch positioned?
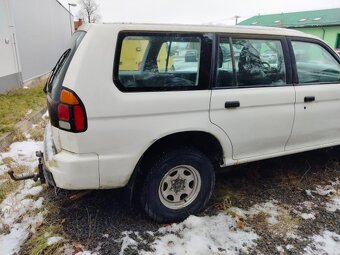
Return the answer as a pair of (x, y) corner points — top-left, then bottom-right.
(299, 201), (317, 211)
(230, 201), (284, 226)
(47, 236), (64, 246)
(325, 196), (340, 212)
(300, 213), (316, 220)
(305, 189), (314, 197)
(119, 231), (138, 255)
(0, 140), (42, 175)
(310, 179), (340, 212)
(303, 231), (340, 255)
(286, 232), (300, 239)
(314, 186), (336, 196)
(276, 246), (284, 252)
(1, 181), (44, 229)
(119, 214), (258, 255)
(0, 212), (43, 255)
(286, 244), (294, 250)
(42, 110), (49, 120)
(0, 140), (44, 254)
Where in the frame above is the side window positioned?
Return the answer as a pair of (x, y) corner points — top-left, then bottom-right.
(292, 41), (340, 84)
(116, 34), (201, 91)
(216, 39), (234, 87)
(233, 39), (286, 87)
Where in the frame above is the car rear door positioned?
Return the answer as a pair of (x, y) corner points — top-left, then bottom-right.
(210, 35), (295, 160)
(285, 38), (340, 150)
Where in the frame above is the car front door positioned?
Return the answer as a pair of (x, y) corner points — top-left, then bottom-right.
(210, 36), (295, 160)
(286, 39), (340, 150)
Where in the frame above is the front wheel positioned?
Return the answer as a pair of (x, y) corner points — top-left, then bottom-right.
(141, 148), (215, 223)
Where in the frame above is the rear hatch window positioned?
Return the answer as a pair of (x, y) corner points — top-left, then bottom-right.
(45, 31), (86, 101)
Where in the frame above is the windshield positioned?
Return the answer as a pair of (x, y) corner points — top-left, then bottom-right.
(46, 31), (86, 101)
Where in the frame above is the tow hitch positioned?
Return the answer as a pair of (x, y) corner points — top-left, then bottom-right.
(8, 151), (46, 184)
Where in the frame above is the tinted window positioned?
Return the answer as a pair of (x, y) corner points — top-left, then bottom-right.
(233, 39), (286, 87)
(292, 41), (340, 84)
(116, 35), (201, 91)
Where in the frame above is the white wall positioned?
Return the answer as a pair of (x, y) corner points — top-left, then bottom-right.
(0, 0), (20, 80)
(10, 0), (73, 81)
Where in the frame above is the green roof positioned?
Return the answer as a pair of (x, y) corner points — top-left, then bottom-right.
(239, 8), (340, 28)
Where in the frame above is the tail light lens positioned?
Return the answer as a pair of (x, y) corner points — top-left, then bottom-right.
(73, 105), (85, 131)
(50, 87), (87, 132)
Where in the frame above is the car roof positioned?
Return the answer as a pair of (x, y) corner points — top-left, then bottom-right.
(78, 22), (317, 39)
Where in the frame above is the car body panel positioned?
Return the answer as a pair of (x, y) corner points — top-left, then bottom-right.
(45, 23), (340, 190)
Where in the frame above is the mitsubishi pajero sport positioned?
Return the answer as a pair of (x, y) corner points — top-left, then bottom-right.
(41, 23), (340, 222)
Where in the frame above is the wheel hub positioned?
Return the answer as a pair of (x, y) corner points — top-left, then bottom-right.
(171, 177), (186, 193)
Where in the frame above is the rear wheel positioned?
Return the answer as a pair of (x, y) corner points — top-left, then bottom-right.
(141, 148), (215, 223)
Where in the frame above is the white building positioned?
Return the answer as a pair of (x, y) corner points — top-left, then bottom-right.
(0, 0), (73, 93)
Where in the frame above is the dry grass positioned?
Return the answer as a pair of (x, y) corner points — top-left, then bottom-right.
(12, 129), (26, 142)
(249, 211), (269, 232)
(249, 208), (300, 238)
(270, 213), (300, 237)
(1, 156), (14, 165)
(210, 180), (244, 210)
(0, 82), (46, 136)
(0, 163), (29, 203)
(23, 200), (69, 255)
(29, 123), (46, 141)
(0, 179), (18, 203)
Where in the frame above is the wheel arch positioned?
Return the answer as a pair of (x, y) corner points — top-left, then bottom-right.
(126, 130), (226, 203)
(141, 131), (225, 167)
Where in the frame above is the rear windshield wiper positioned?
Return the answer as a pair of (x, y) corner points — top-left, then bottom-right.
(43, 49), (71, 94)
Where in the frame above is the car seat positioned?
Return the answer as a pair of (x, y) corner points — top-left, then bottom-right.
(237, 41), (271, 85)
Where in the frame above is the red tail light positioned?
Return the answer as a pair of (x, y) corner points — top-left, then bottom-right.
(58, 104), (70, 121)
(54, 87), (87, 132)
(73, 105), (85, 131)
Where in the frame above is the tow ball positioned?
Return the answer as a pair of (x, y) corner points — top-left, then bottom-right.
(7, 151), (46, 184)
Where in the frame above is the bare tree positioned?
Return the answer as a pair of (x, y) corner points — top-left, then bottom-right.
(78, 0), (101, 23)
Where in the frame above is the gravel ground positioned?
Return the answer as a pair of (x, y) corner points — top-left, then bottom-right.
(39, 147), (340, 254)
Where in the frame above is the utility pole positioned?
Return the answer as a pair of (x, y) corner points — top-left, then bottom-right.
(234, 15), (241, 25)
(68, 3), (77, 36)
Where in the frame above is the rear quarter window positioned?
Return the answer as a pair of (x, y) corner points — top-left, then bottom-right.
(113, 32), (205, 92)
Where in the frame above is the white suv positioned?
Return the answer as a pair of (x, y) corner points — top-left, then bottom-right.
(42, 23), (340, 222)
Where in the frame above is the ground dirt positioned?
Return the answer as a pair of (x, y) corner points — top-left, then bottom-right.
(37, 146), (340, 254)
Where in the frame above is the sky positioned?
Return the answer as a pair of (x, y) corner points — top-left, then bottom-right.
(59, 0), (340, 25)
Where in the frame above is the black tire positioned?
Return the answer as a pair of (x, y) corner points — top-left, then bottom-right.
(141, 148), (215, 223)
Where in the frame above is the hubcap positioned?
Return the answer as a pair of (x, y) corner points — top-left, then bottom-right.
(158, 165), (201, 210)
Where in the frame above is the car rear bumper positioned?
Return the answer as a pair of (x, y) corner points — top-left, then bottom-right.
(43, 124), (100, 190)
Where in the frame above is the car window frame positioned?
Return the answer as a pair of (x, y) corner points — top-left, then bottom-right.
(212, 34), (293, 89)
(287, 36), (340, 86)
(113, 31), (213, 92)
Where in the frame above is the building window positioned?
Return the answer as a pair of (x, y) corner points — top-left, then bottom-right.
(336, 34), (340, 48)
